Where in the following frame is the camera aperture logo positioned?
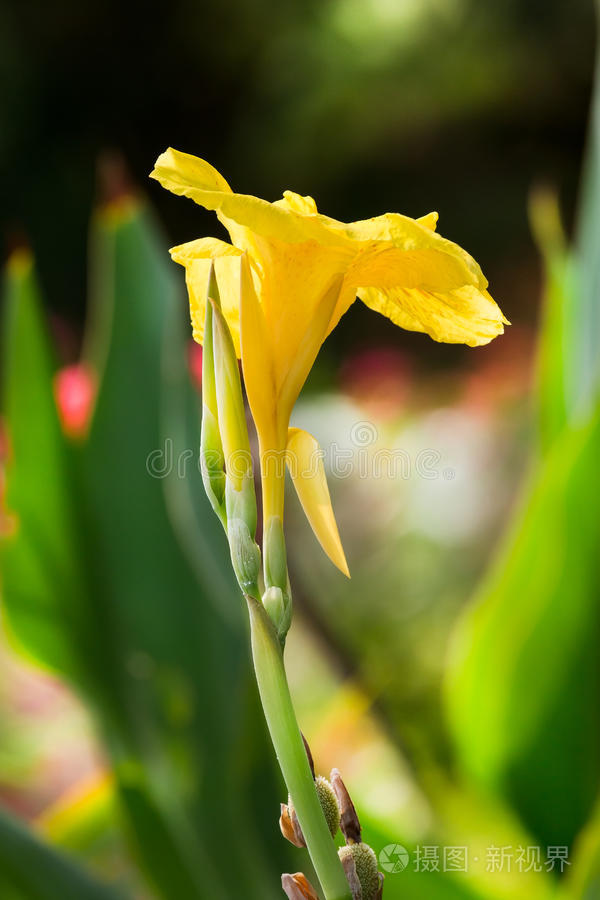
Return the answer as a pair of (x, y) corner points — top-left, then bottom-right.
(379, 844), (409, 873)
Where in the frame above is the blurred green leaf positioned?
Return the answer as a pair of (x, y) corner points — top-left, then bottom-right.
(565, 799), (600, 899)
(0, 251), (89, 684)
(447, 31), (600, 857)
(529, 190), (576, 450)
(574, 32), (600, 418)
(446, 412), (600, 849)
(0, 806), (125, 900)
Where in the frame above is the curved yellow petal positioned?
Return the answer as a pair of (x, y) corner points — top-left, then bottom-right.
(286, 427), (349, 577)
(324, 213), (497, 345)
(357, 283), (508, 347)
(417, 211), (439, 231)
(240, 253), (278, 446)
(152, 148), (321, 248)
(151, 147), (233, 195)
(170, 236), (239, 264)
(276, 191), (318, 215)
(169, 237), (243, 354)
(251, 236), (351, 403)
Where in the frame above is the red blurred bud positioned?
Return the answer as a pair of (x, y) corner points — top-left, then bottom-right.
(188, 341), (203, 391)
(54, 364), (96, 440)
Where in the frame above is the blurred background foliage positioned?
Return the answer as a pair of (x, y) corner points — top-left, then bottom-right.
(1, 0), (600, 898)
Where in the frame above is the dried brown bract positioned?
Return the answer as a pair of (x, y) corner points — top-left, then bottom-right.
(281, 872), (320, 899)
(330, 768), (362, 844)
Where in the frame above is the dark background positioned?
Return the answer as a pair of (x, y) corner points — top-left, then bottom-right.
(1, 0), (595, 370)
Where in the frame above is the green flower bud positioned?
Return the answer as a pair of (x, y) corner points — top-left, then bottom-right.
(263, 515), (292, 640)
(204, 266), (260, 599)
(264, 515), (288, 590)
(263, 585), (285, 629)
(228, 517), (261, 596)
(200, 289), (226, 527)
(211, 297), (252, 491)
(338, 843), (380, 900)
(226, 476), (257, 538)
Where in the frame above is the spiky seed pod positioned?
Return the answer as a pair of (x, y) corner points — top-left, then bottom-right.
(339, 843), (380, 900)
(315, 775), (341, 838)
(284, 776), (340, 846)
(339, 849), (362, 899)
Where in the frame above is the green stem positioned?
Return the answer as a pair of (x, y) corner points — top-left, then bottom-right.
(246, 595), (352, 900)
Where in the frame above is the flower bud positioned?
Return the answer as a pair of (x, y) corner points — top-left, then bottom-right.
(199, 278), (226, 526)
(263, 586), (290, 639)
(338, 843), (381, 900)
(205, 266), (260, 596)
(263, 515), (292, 639)
(263, 515), (288, 589)
(228, 517), (261, 596)
(211, 296), (252, 491)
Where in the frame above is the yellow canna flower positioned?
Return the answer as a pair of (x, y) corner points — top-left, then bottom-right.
(150, 148), (507, 577)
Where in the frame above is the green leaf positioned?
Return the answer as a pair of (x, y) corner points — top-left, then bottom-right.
(0, 806), (125, 900)
(445, 412), (600, 849)
(573, 38), (600, 418)
(565, 799), (600, 900)
(0, 251), (88, 684)
(529, 189), (576, 449)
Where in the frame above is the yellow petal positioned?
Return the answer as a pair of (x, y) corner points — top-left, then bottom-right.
(286, 427), (349, 577)
(417, 211), (439, 231)
(170, 236), (240, 264)
(357, 283), (508, 347)
(324, 212), (500, 345)
(151, 148), (319, 248)
(151, 147), (232, 195)
(240, 253), (278, 446)
(277, 272), (345, 421)
(169, 237), (243, 354)
(277, 191), (318, 215)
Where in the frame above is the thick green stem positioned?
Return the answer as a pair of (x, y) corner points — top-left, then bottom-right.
(246, 596), (352, 900)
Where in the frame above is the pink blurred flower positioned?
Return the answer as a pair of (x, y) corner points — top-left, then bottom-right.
(188, 341), (203, 391)
(54, 364), (96, 440)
